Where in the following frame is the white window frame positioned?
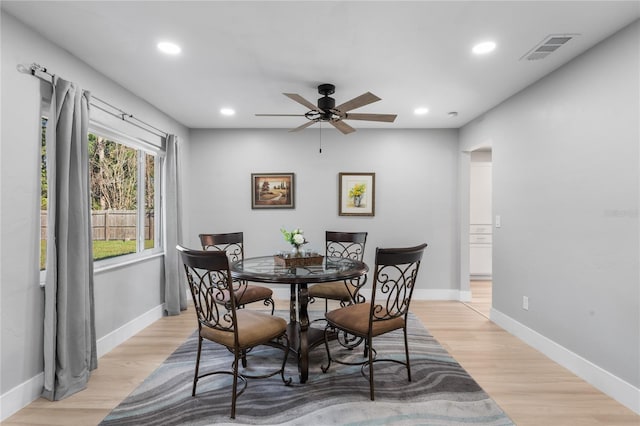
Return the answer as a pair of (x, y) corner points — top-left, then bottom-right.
(39, 119), (165, 285)
(88, 121), (164, 272)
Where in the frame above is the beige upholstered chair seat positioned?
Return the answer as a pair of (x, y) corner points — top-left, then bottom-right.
(199, 232), (275, 314)
(200, 310), (287, 349)
(217, 284), (273, 306)
(312, 231), (368, 311)
(308, 281), (353, 301)
(325, 302), (405, 337)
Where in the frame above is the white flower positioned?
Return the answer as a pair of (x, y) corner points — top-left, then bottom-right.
(293, 233), (305, 245)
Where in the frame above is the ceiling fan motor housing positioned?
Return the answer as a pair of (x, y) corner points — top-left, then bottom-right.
(317, 84), (336, 119)
(317, 95), (335, 111)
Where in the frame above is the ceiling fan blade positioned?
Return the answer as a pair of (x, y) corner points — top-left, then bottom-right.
(284, 93), (324, 112)
(255, 114), (306, 117)
(329, 119), (356, 134)
(289, 120), (318, 132)
(344, 113), (397, 123)
(334, 92), (381, 113)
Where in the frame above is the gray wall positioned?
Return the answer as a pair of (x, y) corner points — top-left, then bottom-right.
(460, 21), (639, 388)
(0, 11), (190, 398)
(186, 128), (460, 297)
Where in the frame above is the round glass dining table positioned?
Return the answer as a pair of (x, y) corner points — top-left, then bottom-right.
(231, 255), (368, 383)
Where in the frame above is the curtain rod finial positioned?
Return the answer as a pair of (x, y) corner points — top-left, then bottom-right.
(16, 63), (32, 74)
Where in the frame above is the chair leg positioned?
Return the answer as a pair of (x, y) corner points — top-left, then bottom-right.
(241, 349), (247, 368)
(368, 337), (375, 400)
(404, 326), (412, 382)
(231, 350), (239, 419)
(280, 336), (292, 385)
(321, 327), (333, 373)
(192, 335), (203, 396)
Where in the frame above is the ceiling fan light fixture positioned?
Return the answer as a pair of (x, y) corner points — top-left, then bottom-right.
(157, 41), (181, 55)
(414, 107), (429, 115)
(472, 41), (496, 55)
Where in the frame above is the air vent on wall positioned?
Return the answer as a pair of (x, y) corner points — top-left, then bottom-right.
(520, 34), (579, 61)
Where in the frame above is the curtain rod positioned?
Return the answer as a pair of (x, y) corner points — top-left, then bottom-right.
(21, 63), (169, 139)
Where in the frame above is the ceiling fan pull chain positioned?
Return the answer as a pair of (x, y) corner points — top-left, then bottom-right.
(319, 121), (323, 154)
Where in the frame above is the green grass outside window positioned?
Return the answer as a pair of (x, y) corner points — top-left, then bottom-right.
(41, 240), (155, 270)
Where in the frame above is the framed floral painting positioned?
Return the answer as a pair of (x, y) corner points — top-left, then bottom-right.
(251, 173), (295, 209)
(339, 172), (375, 216)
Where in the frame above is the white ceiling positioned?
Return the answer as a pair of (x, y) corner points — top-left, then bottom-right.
(3, 1), (639, 131)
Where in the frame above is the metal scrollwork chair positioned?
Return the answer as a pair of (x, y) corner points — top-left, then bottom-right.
(309, 231), (368, 311)
(177, 245), (291, 419)
(321, 243), (428, 400)
(199, 232), (275, 314)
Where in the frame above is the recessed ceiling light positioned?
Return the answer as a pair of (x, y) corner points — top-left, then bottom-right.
(414, 107), (429, 115)
(220, 108), (235, 116)
(472, 41), (496, 55)
(157, 41), (181, 55)
(448, 111), (458, 117)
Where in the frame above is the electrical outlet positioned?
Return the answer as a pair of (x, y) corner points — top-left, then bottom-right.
(522, 296), (529, 310)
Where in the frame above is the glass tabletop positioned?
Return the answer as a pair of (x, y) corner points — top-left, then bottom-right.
(231, 255), (368, 284)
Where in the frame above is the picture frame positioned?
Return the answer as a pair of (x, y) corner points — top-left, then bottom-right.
(339, 172), (375, 216)
(251, 173), (295, 209)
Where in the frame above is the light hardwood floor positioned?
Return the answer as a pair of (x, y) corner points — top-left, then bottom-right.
(466, 279), (492, 318)
(3, 299), (638, 425)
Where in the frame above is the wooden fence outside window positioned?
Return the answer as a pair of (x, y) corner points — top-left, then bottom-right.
(41, 210), (154, 241)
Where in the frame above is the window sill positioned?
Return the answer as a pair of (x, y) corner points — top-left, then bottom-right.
(94, 250), (164, 274)
(39, 250), (165, 288)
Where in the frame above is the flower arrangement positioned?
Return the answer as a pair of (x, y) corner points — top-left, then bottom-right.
(280, 227), (307, 248)
(348, 183), (366, 199)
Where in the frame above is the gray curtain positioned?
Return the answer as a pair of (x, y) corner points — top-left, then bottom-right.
(42, 76), (97, 400)
(163, 134), (187, 315)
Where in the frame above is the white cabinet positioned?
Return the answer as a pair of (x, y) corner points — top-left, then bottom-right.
(470, 161), (492, 278)
(470, 245), (492, 277)
(470, 163), (492, 225)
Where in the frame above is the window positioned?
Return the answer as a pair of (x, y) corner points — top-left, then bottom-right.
(88, 128), (162, 262)
(40, 121), (163, 273)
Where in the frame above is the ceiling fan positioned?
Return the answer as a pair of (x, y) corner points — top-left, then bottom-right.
(255, 83), (397, 134)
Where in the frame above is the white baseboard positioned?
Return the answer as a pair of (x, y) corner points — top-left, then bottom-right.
(96, 304), (164, 358)
(413, 289), (467, 301)
(490, 307), (640, 415)
(272, 287), (466, 302)
(271, 287), (293, 300)
(458, 289), (472, 302)
(470, 274), (492, 281)
(0, 373), (44, 422)
(0, 304), (165, 422)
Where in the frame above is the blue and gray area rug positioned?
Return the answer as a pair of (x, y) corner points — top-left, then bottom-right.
(100, 312), (513, 425)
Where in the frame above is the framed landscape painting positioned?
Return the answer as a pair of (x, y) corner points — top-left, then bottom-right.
(339, 172), (375, 216)
(251, 173), (295, 209)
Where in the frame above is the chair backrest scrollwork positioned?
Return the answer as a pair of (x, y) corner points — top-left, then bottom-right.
(325, 231), (368, 261)
(177, 245), (237, 335)
(370, 243), (428, 323)
(199, 232), (244, 262)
